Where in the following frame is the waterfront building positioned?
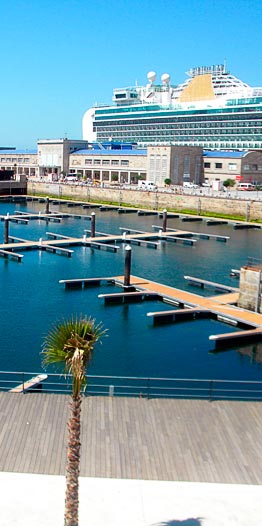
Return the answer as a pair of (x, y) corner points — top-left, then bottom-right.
(204, 150), (262, 185)
(0, 149), (38, 177)
(82, 64), (262, 151)
(1, 139), (262, 187)
(37, 139), (89, 178)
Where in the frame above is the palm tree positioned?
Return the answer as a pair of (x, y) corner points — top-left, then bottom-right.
(42, 316), (106, 526)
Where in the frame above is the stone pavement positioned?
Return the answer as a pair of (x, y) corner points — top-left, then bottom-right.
(0, 472), (261, 526)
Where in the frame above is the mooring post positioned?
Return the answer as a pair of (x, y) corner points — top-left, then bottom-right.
(162, 209), (167, 232)
(45, 197), (50, 215)
(246, 202), (250, 222)
(91, 212), (96, 237)
(124, 245), (132, 287)
(198, 198), (201, 216)
(4, 218), (9, 244)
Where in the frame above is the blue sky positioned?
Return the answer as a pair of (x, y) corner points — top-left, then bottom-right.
(1, 0), (261, 149)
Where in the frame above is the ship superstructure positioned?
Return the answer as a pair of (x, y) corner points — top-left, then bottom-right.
(83, 65), (262, 150)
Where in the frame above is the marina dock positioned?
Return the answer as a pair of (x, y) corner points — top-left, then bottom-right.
(60, 269), (262, 344)
(93, 274), (262, 345)
(9, 374), (48, 393)
(0, 222), (229, 261)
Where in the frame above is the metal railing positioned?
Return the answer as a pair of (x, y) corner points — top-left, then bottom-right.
(1, 371), (262, 401)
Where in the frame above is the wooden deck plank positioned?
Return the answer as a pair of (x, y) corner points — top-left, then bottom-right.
(1, 393), (262, 484)
(115, 274), (262, 329)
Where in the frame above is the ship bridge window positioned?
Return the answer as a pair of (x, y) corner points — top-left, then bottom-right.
(115, 93), (127, 99)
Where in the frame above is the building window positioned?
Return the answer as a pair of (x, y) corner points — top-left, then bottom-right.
(85, 159), (92, 165)
(251, 164), (258, 170)
(94, 159), (101, 165)
(195, 156), (201, 183)
(183, 155), (190, 176)
(173, 155), (179, 184)
(215, 162), (222, 169)
(243, 164), (250, 170)
(228, 163), (237, 170)
(121, 160), (129, 166)
(204, 162), (211, 168)
(102, 160), (110, 165)
(111, 160), (119, 166)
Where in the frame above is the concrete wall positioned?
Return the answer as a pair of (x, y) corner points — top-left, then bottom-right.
(28, 181), (262, 221)
(0, 179), (27, 195)
(238, 268), (262, 312)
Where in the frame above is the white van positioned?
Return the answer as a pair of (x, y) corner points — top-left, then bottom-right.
(237, 183), (254, 191)
(65, 176), (78, 182)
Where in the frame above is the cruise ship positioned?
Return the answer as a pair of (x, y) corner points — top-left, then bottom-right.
(83, 64), (262, 150)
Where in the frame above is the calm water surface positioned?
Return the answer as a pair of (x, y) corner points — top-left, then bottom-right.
(1, 200), (262, 383)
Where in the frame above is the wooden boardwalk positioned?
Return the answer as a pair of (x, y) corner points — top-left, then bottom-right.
(0, 393), (262, 484)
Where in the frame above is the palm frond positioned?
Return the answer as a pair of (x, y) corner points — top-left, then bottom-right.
(42, 316), (107, 395)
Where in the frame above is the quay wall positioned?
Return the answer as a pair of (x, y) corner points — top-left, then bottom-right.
(28, 182), (262, 221)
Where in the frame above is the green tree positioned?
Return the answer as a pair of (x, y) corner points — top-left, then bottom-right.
(42, 316), (106, 526)
(164, 178), (171, 186)
(223, 178), (236, 188)
(111, 173), (119, 182)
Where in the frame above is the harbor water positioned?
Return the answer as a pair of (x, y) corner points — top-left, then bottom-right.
(1, 199), (262, 392)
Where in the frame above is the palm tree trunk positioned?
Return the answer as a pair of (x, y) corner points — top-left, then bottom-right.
(64, 395), (82, 526)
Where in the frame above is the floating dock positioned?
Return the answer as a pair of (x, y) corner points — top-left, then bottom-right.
(10, 374), (48, 393)
(59, 277), (116, 289)
(184, 275), (239, 293)
(73, 273), (262, 346)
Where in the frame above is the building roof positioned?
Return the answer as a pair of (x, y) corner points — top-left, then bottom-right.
(0, 150), (37, 155)
(203, 150), (248, 158)
(74, 149), (147, 156)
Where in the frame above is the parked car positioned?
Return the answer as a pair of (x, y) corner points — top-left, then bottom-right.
(183, 182), (199, 189)
(138, 181), (158, 191)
